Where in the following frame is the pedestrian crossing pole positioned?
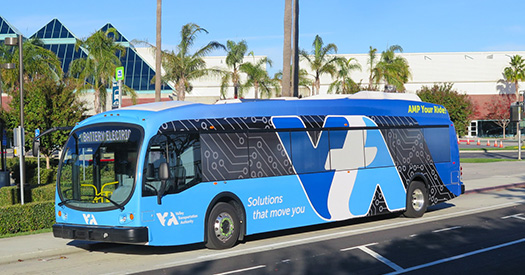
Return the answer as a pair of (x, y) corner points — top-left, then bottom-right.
(116, 67), (124, 109)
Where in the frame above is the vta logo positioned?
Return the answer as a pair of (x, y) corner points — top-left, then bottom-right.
(157, 212), (179, 226)
(82, 213), (98, 225)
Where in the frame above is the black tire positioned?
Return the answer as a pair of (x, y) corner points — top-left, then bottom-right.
(403, 181), (428, 218)
(205, 202), (240, 249)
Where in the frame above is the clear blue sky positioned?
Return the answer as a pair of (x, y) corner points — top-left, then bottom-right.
(3, 0), (525, 74)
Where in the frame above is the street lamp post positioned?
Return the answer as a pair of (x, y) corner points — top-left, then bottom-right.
(0, 63), (16, 174)
(5, 35), (26, 205)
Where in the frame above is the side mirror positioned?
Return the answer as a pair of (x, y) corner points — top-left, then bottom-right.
(157, 162), (169, 205)
(32, 139), (40, 156)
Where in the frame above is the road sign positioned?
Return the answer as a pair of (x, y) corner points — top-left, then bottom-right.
(112, 81), (119, 109)
(116, 66), (124, 81)
(35, 128), (40, 141)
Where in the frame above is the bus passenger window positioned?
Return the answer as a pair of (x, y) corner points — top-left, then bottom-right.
(143, 133), (202, 196)
(248, 131), (294, 178)
(424, 127), (451, 163)
(290, 130), (330, 174)
(329, 130), (365, 170)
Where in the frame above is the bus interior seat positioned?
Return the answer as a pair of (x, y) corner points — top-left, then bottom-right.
(175, 166), (186, 187)
(111, 176), (134, 203)
(146, 163), (155, 180)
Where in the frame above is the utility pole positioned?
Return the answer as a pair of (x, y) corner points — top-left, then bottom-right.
(291, 0), (300, 97)
(282, 0), (292, 97)
(155, 0), (162, 102)
(5, 35), (25, 204)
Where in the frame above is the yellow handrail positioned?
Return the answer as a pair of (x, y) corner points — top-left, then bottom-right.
(81, 181), (119, 203)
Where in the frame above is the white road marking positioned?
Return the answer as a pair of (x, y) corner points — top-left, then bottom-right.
(340, 243), (378, 252)
(432, 226), (462, 233)
(359, 246), (403, 271)
(160, 199), (524, 273)
(385, 238), (525, 275)
(502, 213), (525, 221)
(198, 199), (524, 262)
(341, 243), (403, 271)
(213, 265), (266, 275)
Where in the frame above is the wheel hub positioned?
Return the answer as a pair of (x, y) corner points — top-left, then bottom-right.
(411, 188), (425, 211)
(214, 212), (234, 242)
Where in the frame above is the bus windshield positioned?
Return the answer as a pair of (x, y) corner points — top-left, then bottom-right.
(57, 124), (142, 210)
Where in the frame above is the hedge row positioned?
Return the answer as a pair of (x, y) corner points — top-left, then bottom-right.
(0, 201), (55, 235)
(7, 157), (59, 186)
(0, 184), (55, 207)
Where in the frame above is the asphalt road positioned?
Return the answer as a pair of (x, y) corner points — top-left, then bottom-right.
(2, 186), (525, 274)
(140, 200), (525, 275)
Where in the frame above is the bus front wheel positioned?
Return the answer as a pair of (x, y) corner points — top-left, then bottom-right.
(206, 202), (240, 249)
(404, 181), (428, 218)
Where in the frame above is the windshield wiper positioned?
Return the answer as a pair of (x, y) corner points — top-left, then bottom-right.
(93, 195), (125, 211)
(58, 199), (73, 207)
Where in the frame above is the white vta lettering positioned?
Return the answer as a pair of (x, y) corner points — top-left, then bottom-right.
(82, 213), (98, 225)
(156, 212), (179, 226)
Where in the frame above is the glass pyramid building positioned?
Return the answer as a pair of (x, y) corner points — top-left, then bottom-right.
(28, 18), (171, 93)
(99, 23), (171, 92)
(29, 19), (87, 74)
(0, 16), (21, 41)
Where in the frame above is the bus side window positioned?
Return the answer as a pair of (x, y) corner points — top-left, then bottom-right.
(143, 133), (202, 196)
(248, 131), (294, 178)
(423, 127), (451, 163)
(168, 133), (202, 193)
(143, 146), (166, 197)
(290, 130), (330, 174)
(201, 133), (248, 181)
(329, 129), (365, 171)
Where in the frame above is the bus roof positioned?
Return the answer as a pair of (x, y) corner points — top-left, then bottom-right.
(76, 92), (446, 133)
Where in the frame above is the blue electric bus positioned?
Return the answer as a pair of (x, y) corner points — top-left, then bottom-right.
(53, 91), (464, 249)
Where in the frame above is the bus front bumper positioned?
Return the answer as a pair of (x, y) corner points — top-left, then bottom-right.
(53, 223), (149, 244)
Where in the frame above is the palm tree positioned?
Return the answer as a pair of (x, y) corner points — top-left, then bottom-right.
(220, 40), (248, 99)
(69, 28), (125, 114)
(367, 46), (379, 90)
(375, 45), (411, 92)
(240, 54), (280, 99)
(161, 23), (225, 101)
(503, 55), (525, 100)
(300, 35), (341, 96)
(282, 0), (292, 97)
(0, 38), (62, 90)
(274, 66), (313, 97)
(328, 57), (362, 94)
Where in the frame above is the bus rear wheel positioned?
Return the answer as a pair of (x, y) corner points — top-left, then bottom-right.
(404, 181), (428, 218)
(206, 202), (240, 249)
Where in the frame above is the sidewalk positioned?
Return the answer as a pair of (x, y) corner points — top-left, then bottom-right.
(1, 161), (525, 266)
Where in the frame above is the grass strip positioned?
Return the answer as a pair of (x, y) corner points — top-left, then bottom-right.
(460, 158), (522, 163)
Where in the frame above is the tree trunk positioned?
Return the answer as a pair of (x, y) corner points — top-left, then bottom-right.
(516, 80), (520, 101)
(94, 88), (100, 114)
(282, 0), (292, 97)
(291, 0), (300, 97)
(254, 82), (259, 99)
(155, 0), (162, 102)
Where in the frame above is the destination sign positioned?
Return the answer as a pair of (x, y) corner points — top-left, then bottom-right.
(79, 129), (132, 144)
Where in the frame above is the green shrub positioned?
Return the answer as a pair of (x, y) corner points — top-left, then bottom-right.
(0, 185), (31, 206)
(0, 201), (54, 235)
(0, 186), (18, 207)
(7, 157), (59, 186)
(0, 184), (55, 206)
(31, 184), (56, 202)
